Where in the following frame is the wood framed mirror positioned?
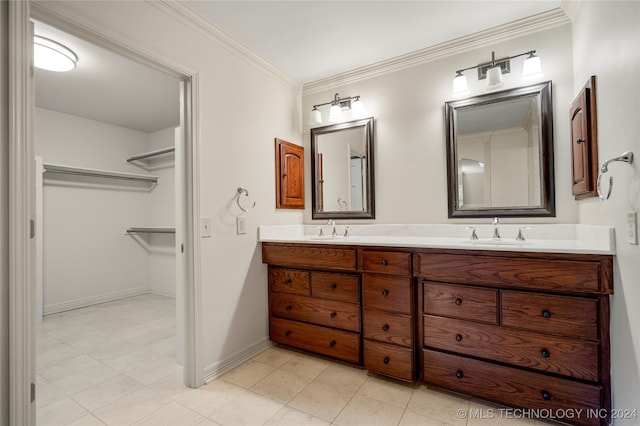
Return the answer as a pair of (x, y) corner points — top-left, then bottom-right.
(311, 117), (375, 219)
(445, 81), (555, 218)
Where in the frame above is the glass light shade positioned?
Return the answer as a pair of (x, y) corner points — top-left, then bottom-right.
(452, 73), (469, 98)
(486, 66), (504, 90)
(351, 99), (365, 117)
(522, 54), (544, 81)
(309, 108), (322, 126)
(34, 36), (77, 72)
(329, 104), (342, 122)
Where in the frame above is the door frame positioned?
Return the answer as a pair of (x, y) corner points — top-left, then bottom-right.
(8, 2), (203, 424)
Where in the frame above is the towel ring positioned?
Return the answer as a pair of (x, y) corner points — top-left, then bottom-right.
(236, 187), (256, 212)
(597, 151), (634, 201)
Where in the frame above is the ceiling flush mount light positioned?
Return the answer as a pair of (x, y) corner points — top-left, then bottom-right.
(34, 35), (78, 72)
(309, 93), (365, 126)
(451, 50), (543, 97)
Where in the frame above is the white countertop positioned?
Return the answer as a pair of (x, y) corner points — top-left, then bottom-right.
(258, 224), (616, 255)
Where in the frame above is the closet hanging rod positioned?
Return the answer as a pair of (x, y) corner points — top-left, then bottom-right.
(126, 147), (175, 163)
(43, 163), (159, 184)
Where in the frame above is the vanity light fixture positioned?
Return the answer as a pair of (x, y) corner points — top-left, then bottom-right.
(309, 93), (365, 126)
(34, 35), (78, 72)
(451, 50), (543, 97)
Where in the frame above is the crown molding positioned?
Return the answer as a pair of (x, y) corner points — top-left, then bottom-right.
(153, 1), (302, 93)
(303, 8), (570, 95)
(560, 0), (581, 22)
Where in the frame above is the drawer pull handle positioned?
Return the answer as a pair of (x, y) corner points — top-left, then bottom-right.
(383, 357), (390, 364)
(382, 290), (389, 296)
(454, 298), (462, 306)
(380, 260), (388, 266)
(541, 349), (550, 358)
(285, 278), (292, 284)
(455, 370), (464, 379)
(541, 390), (551, 401)
(329, 340), (336, 347)
(330, 312), (337, 318)
(542, 310), (551, 318)
(455, 334), (463, 342)
(284, 330), (291, 336)
(382, 324), (389, 332)
(330, 283), (337, 289)
(285, 305), (292, 311)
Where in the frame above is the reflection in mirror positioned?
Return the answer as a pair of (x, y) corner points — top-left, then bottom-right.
(311, 117), (374, 219)
(446, 81), (555, 218)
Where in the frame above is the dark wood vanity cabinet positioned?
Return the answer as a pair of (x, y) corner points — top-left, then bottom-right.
(262, 242), (613, 426)
(417, 249), (613, 426)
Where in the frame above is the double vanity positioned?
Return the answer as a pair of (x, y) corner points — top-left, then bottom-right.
(260, 224), (615, 426)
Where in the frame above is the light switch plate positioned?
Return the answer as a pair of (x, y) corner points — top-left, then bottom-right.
(628, 211), (638, 245)
(236, 216), (247, 235)
(201, 217), (212, 238)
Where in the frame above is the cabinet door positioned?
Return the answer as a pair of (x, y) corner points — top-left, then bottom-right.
(275, 138), (304, 209)
(570, 76), (598, 199)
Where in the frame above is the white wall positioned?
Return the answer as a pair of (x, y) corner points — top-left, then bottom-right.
(571, 2), (640, 422)
(303, 24), (576, 226)
(36, 108), (152, 313)
(33, 0), (304, 378)
(0, 1), (9, 424)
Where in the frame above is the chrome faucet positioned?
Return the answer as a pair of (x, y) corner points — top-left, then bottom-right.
(492, 217), (501, 240)
(327, 219), (337, 237)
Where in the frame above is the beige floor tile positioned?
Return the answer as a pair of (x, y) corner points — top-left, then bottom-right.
(196, 419), (222, 426)
(70, 374), (143, 412)
(315, 363), (368, 393)
(278, 353), (330, 379)
(334, 394), (405, 426)
(173, 380), (245, 417)
(105, 348), (163, 372)
(92, 387), (171, 426)
(356, 376), (415, 409)
(466, 400), (545, 425)
(207, 390), (283, 426)
(148, 369), (194, 400)
(35, 376), (68, 409)
(220, 359), (276, 388)
(37, 342), (83, 369)
(36, 397), (89, 426)
(398, 409), (451, 426)
(250, 368), (311, 403)
(264, 406), (331, 426)
(134, 401), (205, 425)
(407, 387), (469, 426)
(287, 380), (355, 422)
(252, 346), (297, 368)
(124, 355), (181, 384)
(66, 414), (107, 426)
(52, 364), (121, 395)
(38, 353), (101, 382)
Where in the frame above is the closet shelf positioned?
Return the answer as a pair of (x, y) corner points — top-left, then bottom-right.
(126, 226), (176, 234)
(43, 163), (159, 184)
(126, 147), (175, 163)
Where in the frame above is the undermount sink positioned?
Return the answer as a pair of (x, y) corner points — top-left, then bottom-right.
(466, 239), (528, 246)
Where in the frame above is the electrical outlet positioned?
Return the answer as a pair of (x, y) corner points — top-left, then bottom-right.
(201, 217), (212, 238)
(627, 211), (638, 245)
(236, 216), (247, 235)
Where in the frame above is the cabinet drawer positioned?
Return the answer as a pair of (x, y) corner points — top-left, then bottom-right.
(363, 309), (412, 348)
(423, 350), (602, 426)
(269, 267), (310, 296)
(424, 282), (498, 324)
(364, 340), (413, 382)
(502, 291), (598, 341)
(423, 315), (598, 381)
(361, 250), (411, 275)
(311, 272), (359, 303)
(263, 243), (357, 271)
(270, 317), (360, 363)
(418, 253), (601, 293)
(270, 293), (360, 332)
(363, 274), (412, 314)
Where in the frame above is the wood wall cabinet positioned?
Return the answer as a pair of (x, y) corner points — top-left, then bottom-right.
(275, 138), (304, 209)
(570, 76), (598, 199)
(262, 242), (614, 425)
(417, 249), (613, 426)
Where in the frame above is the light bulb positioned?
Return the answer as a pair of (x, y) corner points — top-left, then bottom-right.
(329, 104), (342, 122)
(309, 107), (322, 126)
(486, 66), (504, 90)
(522, 53), (544, 81)
(452, 72), (469, 98)
(351, 98), (365, 117)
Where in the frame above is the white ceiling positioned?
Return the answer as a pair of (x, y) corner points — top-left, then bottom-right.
(34, 1), (562, 133)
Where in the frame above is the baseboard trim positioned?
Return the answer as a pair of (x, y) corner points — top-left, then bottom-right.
(203, 338), (274, 383)
(149, 287), (176, 298)
(43, 287), (150, 315)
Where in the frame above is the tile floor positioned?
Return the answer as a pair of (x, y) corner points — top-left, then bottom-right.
(37, 294), (546, 426)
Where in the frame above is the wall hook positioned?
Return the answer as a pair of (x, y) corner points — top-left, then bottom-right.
(236, 187), (256, 212)
(597, 151), (634, 201)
